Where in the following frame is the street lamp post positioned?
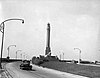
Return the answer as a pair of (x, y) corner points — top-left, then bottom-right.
(20, 53), (22, 59)
(16, 50), (22, 59)
(63, 52), (64, 60)
(23, 54), (25, 60)
(0, 18), (24, 69)
(59, 51), (61, 60)
(23, 52), (26, 60)
(7, 45), (16, 59)
(74, 48), (81, 64)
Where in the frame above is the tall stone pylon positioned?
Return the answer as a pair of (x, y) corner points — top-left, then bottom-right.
(45, 23), (51, 56)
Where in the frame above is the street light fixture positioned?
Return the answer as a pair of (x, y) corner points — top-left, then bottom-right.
(16, 50), (22, 59)
(0, 18), (24, 69)
(74, 48), (81, 64)
(7, 45), (16, 59)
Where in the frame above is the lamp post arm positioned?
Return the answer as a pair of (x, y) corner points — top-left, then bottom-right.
(74, 48), (81, 52)
(0, 18), (24, 34)
(7, 45), (16, 50)
(0, 18), (24, 26)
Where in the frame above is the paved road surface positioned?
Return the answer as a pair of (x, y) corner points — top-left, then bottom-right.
(5, 62), (88, 78)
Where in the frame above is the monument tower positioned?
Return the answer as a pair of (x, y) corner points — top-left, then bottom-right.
(45, 23), (51, 56)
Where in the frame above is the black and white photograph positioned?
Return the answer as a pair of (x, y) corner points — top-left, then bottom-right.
(0, 0), (100, 78)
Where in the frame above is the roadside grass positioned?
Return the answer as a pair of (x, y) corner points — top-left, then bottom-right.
(40, 61), (100, 78)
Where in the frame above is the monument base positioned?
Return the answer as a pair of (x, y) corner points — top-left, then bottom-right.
(39, 55), (59, 61)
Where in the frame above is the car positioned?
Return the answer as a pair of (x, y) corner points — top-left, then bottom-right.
(20, 60), (32, 70)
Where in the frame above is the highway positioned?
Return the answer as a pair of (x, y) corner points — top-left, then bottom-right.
(5, 62), (88, 78)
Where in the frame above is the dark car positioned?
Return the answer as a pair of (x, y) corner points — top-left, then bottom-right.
(20, 60), (32, 70)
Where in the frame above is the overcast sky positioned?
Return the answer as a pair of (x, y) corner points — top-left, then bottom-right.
(0, 0), (100, 61)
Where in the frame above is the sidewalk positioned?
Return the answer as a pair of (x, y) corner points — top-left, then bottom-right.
(0, 69), (6, 78)
(0, 63), (10, 78)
